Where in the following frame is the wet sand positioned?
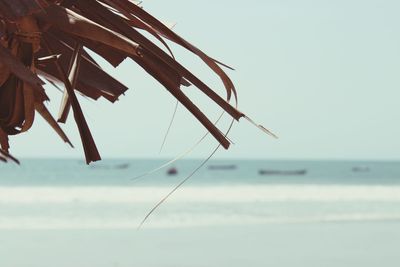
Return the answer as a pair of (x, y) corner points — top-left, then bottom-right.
(1, 222), (400, 267)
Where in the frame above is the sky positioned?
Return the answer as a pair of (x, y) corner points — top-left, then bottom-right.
(10, 0), (400, 160)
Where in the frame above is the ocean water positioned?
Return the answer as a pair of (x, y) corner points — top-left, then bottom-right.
(1, 159), (400, 229)
(1, 159), (400, 267)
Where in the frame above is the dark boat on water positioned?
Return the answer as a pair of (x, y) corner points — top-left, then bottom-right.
(167, 167), (178, 176)
(208, 164), (237, 170)
(258, 169), (307, 176)
(352, 166), (370, 173)
(90, 163), (130, 170)
(115, 163), (130, 170)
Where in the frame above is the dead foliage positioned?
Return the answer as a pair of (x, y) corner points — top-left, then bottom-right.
(0, 0), (273, 164)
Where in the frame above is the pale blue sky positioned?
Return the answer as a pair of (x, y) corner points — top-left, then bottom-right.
(11, 0), (400, 160)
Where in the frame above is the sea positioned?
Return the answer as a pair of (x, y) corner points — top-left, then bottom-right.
(1, 159), (400, 267)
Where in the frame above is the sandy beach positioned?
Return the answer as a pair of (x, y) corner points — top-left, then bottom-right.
(1, 222), (400, 267)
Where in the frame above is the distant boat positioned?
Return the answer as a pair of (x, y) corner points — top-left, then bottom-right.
(167, 167), (178, 176)
(90, 163), (130, 170)
(114, 163), (130, 170)
(258, 169), (307, 176)
(208, 164), (237, 170)
(352, 166), (370, 173)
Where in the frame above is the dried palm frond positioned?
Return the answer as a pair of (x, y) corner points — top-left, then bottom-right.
(0, 0), (273, 164)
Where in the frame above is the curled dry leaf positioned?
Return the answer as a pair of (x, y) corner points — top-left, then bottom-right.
(0, 0), (274, 164)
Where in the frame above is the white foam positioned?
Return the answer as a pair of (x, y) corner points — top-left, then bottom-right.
(1, 185), (400, 204)
(0, 213), (399, 230)
(2, 185), (400, 229)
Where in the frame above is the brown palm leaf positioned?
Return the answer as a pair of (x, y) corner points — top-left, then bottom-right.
(0, 0), (273, 164)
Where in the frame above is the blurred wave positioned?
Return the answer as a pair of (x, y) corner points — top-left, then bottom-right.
(1, 185), (400, 229)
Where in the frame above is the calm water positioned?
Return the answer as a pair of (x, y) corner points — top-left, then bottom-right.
(0, 159), (399, 229)
(0, 159), (399, 186)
